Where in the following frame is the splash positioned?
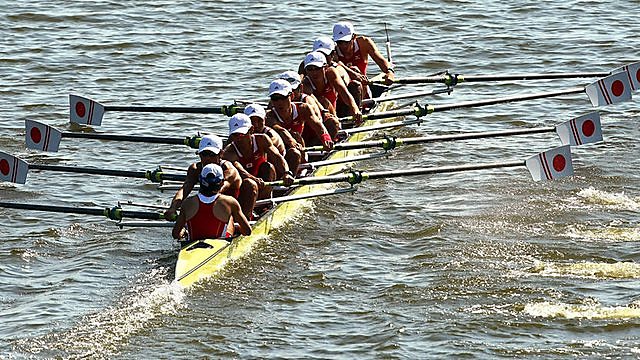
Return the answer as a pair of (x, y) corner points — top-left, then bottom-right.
(577, 187), (640, 211)
(564, 223), (640, 242)
(530, 261), (640, 279)
(12, 268), (186, 359)
(524, 301), (640, 319)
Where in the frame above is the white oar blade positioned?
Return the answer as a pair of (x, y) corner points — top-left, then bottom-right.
(69, 94), (105, 126)
(25, 120), (62, 152)
(555, 111), (603, 146)
(0, 151), (28, 184)
(585, 72), (632, 107)
(614, 61), (640, 91)
(525, 145), (573, 181)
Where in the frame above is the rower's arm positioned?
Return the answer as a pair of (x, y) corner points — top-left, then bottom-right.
(259, 135), (289, 177)
(230, 199), (252, 236)
(166, 165), (197, 217)
(329, 69), (360, 116)
(221, 161), (241, 194)
(364, 36), (393, 73)
(172, 210), (187, 239)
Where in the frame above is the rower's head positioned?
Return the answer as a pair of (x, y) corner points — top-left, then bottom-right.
(269, 79), (293, 110)
(304, 51), (327, 78)
(228, 113), (253, 143)
(276, 70), (302, 99)
(313, 36), (336, 62)
(199, 163), (224, 196)
(244, 103), (266, 131)
(196, 134), (223, 165)
(333, 21), (355, 54)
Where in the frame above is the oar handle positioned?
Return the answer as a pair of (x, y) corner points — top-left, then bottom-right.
(104, 104), (243, 116)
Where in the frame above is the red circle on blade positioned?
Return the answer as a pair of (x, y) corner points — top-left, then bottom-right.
(75, 102), (86, 118)
(30, 127), (42, 143)
(0, 159), (9, 176)
(553, 154), (566, 172)
(636, 69), (640, 83)
(582, 120), (595, 137)
(611, 80), (625, 97)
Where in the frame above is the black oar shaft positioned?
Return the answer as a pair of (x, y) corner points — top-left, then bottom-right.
(62, 132), (187, 145)
(0, 202), (166, 220)
(104, 105), (235, 114)
(28, 164), (187, 182)
(393, 71), (609, 85)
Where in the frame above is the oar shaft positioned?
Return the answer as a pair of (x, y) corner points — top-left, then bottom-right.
(104, 105), (243, 115)
(62, 132), (188, 145)
(429, 87), (585, 113)
(0, 201), (167, 220)
(392, 71), (609, 85)
(28, 164), (187, 182)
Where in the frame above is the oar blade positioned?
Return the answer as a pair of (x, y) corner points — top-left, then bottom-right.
(555, 111), (603, 146)
(25, 120), (62, 152)
(525, 145), (574, 181)
(585, 72), (632, 107)
(614, 61), (640, 91)
(0, 151), (28, 184)
(69, 94), (105, 126)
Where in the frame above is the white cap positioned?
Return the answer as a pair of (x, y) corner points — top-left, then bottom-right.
(333, 21), (354, 42)
(244, 103), (266, 120)
(200, 163), (224, 188)
(304, 51), (326, 69)
(277, 70), (302, 90)
(313, 36), (336, 55)
(197, 134), (223, 155)
(228, 113), (252, 135)
(269, 79), (293, 97)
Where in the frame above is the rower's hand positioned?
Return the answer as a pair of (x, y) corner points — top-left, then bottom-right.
(353, 111), (364, 127)
(322, 138), (334, 152)
(164, 207), (177, 221)
(252, 176), (265, 189)
(282, 172), (295, 186)
(383, 71), (395, 85)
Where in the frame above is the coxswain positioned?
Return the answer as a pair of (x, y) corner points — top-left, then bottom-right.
(302, 51), (363, 125)
(222, 113), (295, 219)
(244, 103), (286, 155)
(265, 79), (334, 170)
(332, 21), (395, 89)
(165, 134), (241, 220)
(277, 70), (340, 144)
(172, 163), (251, 241)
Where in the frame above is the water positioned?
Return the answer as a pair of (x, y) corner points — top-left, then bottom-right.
(1, 1), (639, 358)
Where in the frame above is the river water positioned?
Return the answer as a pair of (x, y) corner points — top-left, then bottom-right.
(1, 1), (639, 358)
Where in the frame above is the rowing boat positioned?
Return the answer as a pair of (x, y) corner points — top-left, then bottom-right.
(174, 74), (396, 287)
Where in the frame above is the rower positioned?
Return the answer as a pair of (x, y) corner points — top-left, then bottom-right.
(222, 113), (294, 219)
(311, 36), (363, 119)
(277, 70), (340, 144)
(332, 21), (395, 89)
(172, 163), (251, 241)
(302, 51), (363, 125)
(164, 134), (241, 220)
(244, 103), (286, 155)
(265, 79), (334, 171)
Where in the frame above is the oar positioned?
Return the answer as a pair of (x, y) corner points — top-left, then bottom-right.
(311, 111), (602, 152)
(340, 72), (633, 124)
(374, 61), (640, 86)
(69, 94), (244, 126)
(266, 145), (574, 187)
(0, 201), (172, 221)
(25, 120), (225, 152)
(361, 87), (452, 109)
(0, 151), (186, 185)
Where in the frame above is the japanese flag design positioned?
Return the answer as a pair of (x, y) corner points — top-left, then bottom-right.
(69, 94), (105, 126)
(525, 145), (574, 181)
(25, 120), (62, 152)
(614, 62), (640, 91)
(585, 72), (632, 107)
(555, 111), (603, 146)
(0, 151), (28, 184)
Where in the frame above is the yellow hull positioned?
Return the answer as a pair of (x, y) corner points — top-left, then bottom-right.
(175, 83), (396, 288)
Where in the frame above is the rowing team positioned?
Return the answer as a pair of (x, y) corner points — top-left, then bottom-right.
(170, 21), (396, 242)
